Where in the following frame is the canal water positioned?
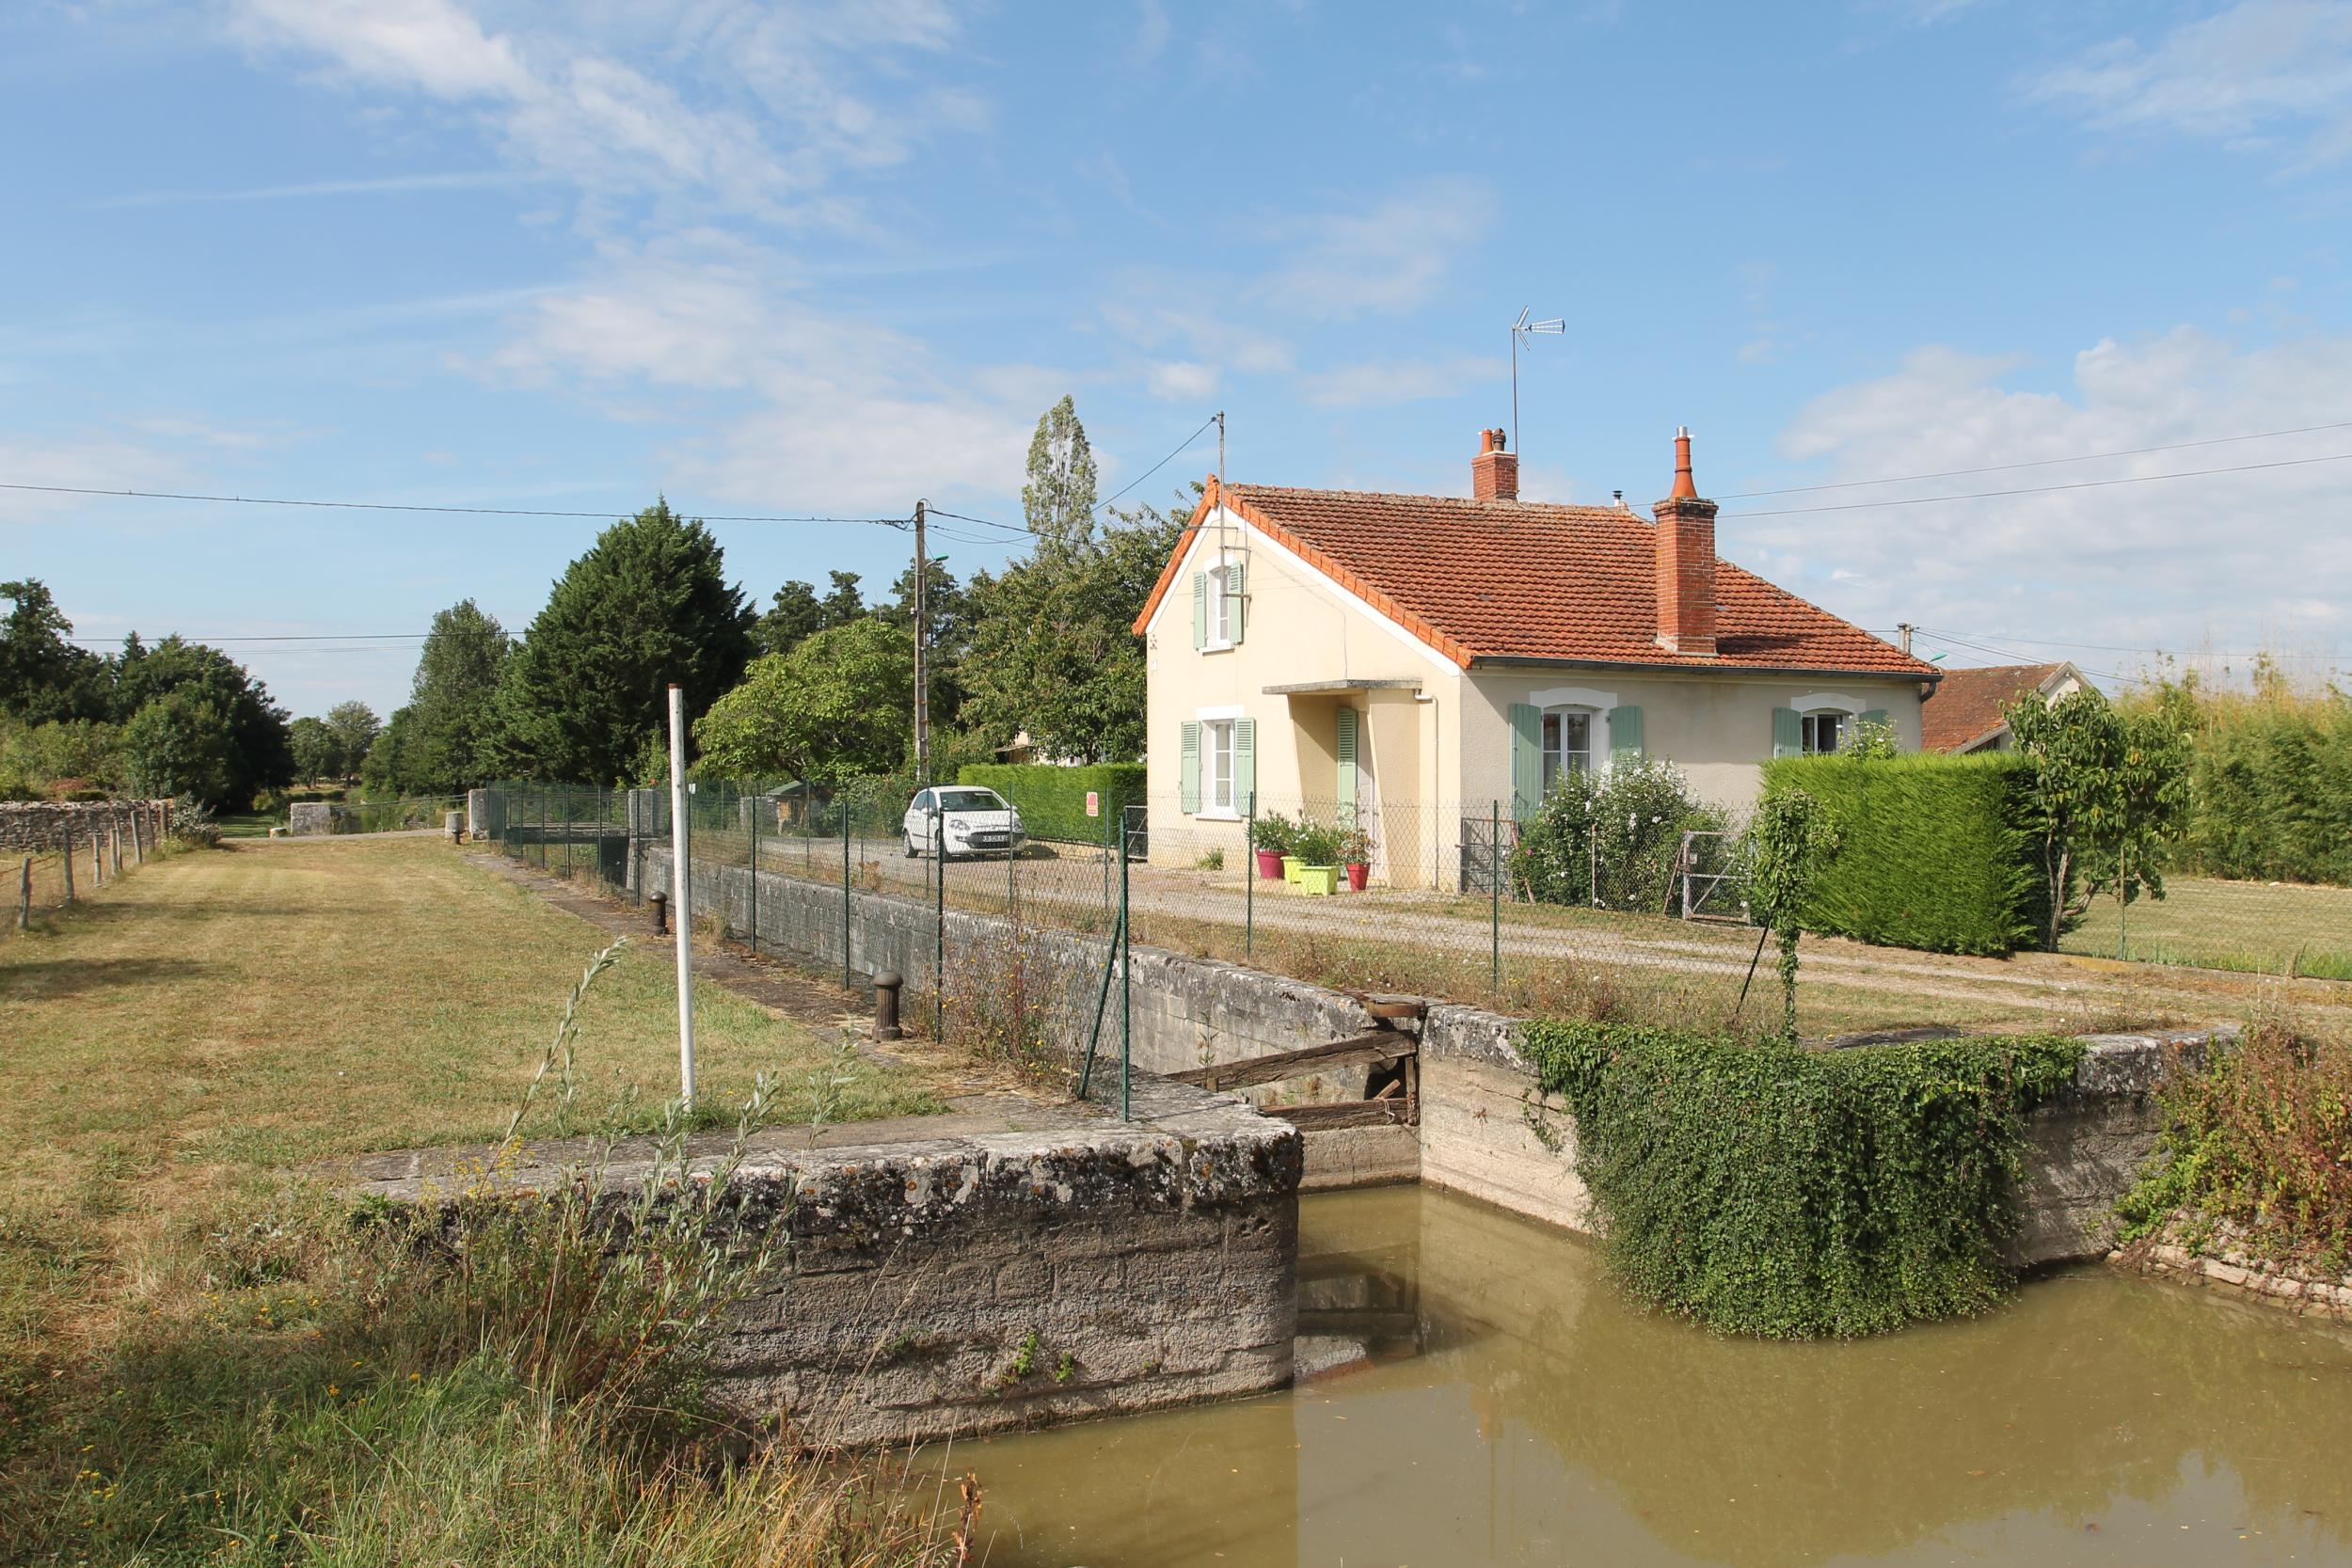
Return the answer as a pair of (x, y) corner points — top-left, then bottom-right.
(920, 1184), (2352, 1567)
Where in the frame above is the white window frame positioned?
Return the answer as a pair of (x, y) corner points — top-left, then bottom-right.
(1201, 718), (1237, 816)
(1801, 709), (1848, 755)
(1203, 564), (1234, 652)
(1540, 706), (1597, 796)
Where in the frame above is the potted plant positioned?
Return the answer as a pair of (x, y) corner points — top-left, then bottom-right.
(1337, 822), (1373, 892)
(1248, 811), (1295, 880)
(1292, 822), (1341, 895)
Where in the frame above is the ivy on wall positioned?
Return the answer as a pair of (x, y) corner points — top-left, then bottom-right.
(1518, 1021), (2085, 1338)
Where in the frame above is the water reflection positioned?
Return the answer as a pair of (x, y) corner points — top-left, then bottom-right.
(919, 1185), (2352, 1567)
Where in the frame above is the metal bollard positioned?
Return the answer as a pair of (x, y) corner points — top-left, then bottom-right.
(872, 970), (904, 1040)
(648, 890), (670, 935)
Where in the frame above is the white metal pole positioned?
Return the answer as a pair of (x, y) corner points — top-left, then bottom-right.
(667, 684), (697, 1108)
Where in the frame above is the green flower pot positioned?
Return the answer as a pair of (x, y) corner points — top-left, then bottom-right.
(1296, 864), (1340, 895)
(1281, 855), (1304, 883)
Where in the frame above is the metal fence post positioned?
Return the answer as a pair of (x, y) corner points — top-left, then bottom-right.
(748, 786), (760, 955)
(1245, 791), (1255, 959)
(931, 804), (945, 1040)
(841, 796), (852, 992)
(1120, 804), (1133, 1122)
(1491, 799), (1502, 994)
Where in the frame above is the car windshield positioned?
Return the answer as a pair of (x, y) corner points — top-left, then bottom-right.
(932, 789), (1006, 812)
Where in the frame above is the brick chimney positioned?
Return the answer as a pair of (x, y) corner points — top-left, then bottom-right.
(1653, 426), (1718, 656)
(1472, 427), (1518, 501)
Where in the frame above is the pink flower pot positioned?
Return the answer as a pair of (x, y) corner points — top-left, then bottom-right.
(1344, 863), (1369, 892)
(1255, 848), (1285, 879)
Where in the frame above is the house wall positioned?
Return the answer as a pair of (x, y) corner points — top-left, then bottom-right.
(1459, 665), (1929, 816)
(1139, 505), (1463, 869)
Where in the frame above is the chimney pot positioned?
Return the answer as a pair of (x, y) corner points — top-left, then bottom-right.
(1472, 427), (1518, 501)
(1653, 426), (1718, 656)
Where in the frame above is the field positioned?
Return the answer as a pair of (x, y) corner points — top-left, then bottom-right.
(2064, 875), (2352, 980)
(0, 834), (953, 1564)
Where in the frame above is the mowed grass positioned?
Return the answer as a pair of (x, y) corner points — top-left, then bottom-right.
(0, 835), (958, 1566)
(2063, 874), (2352, 980)
(0, 833), (943, 1356)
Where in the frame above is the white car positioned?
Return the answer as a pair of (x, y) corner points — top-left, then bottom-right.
(903, 785), (1026, 860)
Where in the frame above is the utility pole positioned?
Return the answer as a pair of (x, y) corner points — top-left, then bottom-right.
(913, 499), (930, 786)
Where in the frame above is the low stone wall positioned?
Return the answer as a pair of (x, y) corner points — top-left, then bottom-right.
(286, 801), (344, 836)
(355, 1074), (1301, 1449)
(2126, 1219), (2352, 1319)
(1411, 1009), (2218, 1269)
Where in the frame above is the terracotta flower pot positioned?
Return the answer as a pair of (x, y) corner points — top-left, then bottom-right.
(1255, 848), (1285, 879)
(1344, 863), (1369, 892)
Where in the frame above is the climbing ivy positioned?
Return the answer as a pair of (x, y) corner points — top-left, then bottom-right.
(1518, 1021), (2085, 1338)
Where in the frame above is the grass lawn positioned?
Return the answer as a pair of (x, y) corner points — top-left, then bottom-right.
(0, 835), (955, 1565)
(2063, 875), (2352, 980)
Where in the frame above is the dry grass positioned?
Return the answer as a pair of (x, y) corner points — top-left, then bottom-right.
(2064, 875), (2352, 980)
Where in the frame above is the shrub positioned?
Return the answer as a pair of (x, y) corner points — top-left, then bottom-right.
(1519, 1020), (2085, 1338)
(1292, 820), (1342, 865)
(2117, 1017), (2352, 1271)
(1512, 756), (1725, 911)
(1760, 752), (2046, 956)
(1248, 809), (1297, 857)
(956, 762), (1144, 844)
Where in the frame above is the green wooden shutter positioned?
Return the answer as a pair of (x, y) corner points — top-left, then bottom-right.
(1227, 561), (1247, 645)
(1190, 573), (1206, 651)
(1334, 707), (1359, 821)
(1772, 707), (1802, 759)
(1508, 702), (1542, 820)
(1609, 704), (1645, 763)
(1180, 721), (1201, 812)
(1232, 718), (1255, 814)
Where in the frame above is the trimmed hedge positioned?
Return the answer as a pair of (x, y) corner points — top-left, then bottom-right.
(1760, 752), (2046, 957)
(955, 762), (1145, 844)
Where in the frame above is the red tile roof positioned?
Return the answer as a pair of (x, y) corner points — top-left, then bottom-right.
(1919, 661), (2071, 752)
(1135, 478), (1937, 678)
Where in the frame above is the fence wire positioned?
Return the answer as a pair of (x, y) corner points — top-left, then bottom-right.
(3, 800), (177, 940)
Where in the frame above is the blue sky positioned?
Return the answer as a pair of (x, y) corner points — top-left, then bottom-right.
(6, 0), (2352, 718)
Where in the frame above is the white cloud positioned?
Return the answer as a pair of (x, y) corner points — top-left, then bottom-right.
(481, 236), (1050, 511)
(88, 170), (525, 209)
(1148, 361), (1219, 401)
(1751, 327), (2352, 679)
(223, 0), (975, 221)
(1254, 176), (1497, 320)
(1295, 354), (1502, 408)
(2028, 1), (2352, 166)
(0, 437), (195, 523)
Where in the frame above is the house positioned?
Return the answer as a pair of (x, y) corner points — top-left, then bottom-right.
(1129, 427), (1941, 884)
(1919, 660), (2087, 753)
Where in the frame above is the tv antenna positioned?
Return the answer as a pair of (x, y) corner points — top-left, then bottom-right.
(1510, 308), (1565, 461)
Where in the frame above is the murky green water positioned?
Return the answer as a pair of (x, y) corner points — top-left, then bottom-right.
(917, 1185), (2352, 1568)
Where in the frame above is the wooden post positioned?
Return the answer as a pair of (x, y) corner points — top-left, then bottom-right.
(131, 807), (143, 865)
(91, 819), (103, 886)
(15, 856), (28, 930)
(60, 822), (73, 903)
(111, 818), (122, 876)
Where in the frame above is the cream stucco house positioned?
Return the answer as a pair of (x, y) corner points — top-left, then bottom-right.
(1129, 428), (1940, 885)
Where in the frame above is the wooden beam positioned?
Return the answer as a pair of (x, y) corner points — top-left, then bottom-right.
(1166, 1030), (1415, 1092)
(1266, 1099), (1414, 1130)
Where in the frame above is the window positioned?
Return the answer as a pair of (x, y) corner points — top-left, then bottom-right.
(1204, 568), (1232, 648)
(1541, 708), (1594, 796)
(1203, 720), (1235, 812)
(1801, 710), (1846, 755)
(933, 788), (1005, 812)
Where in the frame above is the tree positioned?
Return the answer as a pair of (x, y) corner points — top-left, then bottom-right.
(0, 578), (108, 724)
(755, 580), (826, 657)
(110, 636), (294, 806)
(2006, 687), (2188, 951)
(693, 618), (914, 785)
(324, 701), (380, 779)
(374, 599), (516, 794)
(120, 689), (236, 806)
(1022, 395), (1099, 561)
(879, 556), (972, 730)
(1745, 788), (1839, 1040)
(818, 570), (866, 629)
(494, 503), (754, 784)
(289, 717), (343, 784)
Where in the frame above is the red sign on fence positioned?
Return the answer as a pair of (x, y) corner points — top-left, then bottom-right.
(1085, 791), (1100, 817)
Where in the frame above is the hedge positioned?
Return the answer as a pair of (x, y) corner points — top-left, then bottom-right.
(1760, 752), (2046, 957)
(955, 762), (1145, 844)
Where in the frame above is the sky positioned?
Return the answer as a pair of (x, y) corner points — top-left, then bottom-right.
(5, 0), (2352, 720)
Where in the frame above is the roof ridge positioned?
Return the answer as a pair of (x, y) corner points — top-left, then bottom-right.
(1227, 481), (1637, 514)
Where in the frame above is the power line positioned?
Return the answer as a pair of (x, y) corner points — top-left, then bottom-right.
(1721, 449), (2352, 519)
(0, 480), (907, 526)
(1915, 626), (2346, 661)
(67, 632), (429, 644)
(1095, 412), (1218, 515)
(924, 508), (1040, 538)
(1913, 628), (2141, 686)
(1720, 418), (2352, 500)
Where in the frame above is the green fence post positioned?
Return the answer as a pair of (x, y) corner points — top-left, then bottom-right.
(1491, 799), (1502, 995)
(1120, 805), (1132, 1123)
(1245, 791), (1256, 959)
(840, 797), (852, 993)
(748, 785), (760, 955)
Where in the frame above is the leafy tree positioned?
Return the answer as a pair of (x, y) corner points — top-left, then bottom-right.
(0, 717), (123, 799)
(0, 578), (108, 724)
(879, 556), (972, 730)
(693, 618), (914, 785)
(110, 636), (294, 806)
(1022, 394), (1099, 562)
(371, 599), (516, 794)
(289, 716), (343, 784)
(119, 689), (236, 806)
(1746, 788), (1839, 1040)
(495, 503), (754, 784)
(818, 570), (866, 629)
(324, 701), (380, 779)
(755, 580), (826, 657)
(2005, 687), (2189, 951)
